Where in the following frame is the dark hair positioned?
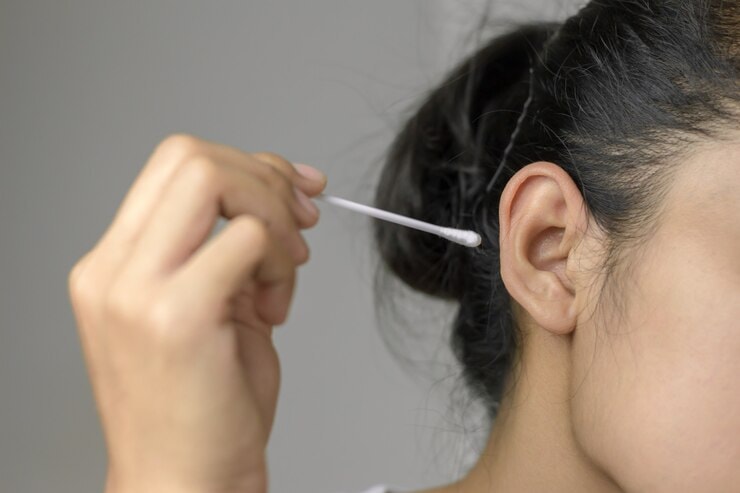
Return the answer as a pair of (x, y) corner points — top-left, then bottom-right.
(372, 0), (739, 420)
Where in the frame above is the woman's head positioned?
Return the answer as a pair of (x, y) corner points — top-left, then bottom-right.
(372, 0), (738, 490)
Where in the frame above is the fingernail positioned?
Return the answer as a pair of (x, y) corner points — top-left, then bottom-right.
(294, 187), (319, 217)
(294, 163), (326, 183)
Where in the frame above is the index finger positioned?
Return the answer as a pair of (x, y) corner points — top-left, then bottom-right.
(100, 134), (199, 250)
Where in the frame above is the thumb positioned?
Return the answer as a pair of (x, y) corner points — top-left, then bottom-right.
(175, 215), (296, 326)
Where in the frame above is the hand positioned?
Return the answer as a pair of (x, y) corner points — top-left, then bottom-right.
(67, 134), (327, 493)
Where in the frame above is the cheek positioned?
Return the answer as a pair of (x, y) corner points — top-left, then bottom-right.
(570, 236), (740, 492)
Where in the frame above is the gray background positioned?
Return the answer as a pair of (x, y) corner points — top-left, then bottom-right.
(0, 1), (570, 491)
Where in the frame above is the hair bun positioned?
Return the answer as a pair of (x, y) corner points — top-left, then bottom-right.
(372, 22), (557, 301)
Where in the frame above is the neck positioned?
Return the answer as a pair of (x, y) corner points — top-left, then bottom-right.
(436, 326), (622, 493)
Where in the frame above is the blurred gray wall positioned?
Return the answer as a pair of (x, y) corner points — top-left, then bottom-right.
(0, 1), (570, 492)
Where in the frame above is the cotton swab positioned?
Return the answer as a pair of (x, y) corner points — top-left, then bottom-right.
(314, 193), (482, 248)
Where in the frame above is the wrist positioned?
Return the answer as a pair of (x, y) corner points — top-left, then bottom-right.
(105, 470), (267, 493)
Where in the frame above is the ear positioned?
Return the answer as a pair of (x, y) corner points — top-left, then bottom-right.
(498, 162), (588, 335)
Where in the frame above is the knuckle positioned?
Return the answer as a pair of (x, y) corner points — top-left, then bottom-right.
(253, 151), (287, 166)
(236, 215), (271, 253)
(182, 154), (220, 193)
(104, 278), (141, 325)
(262, 194), (296, 234)
(279, 203), (300, 239)
(68, 256), (96, 307)
(254, 152), (297, 180)
(280, 197), (299, 225)
(67, 256), (85, 295)
(106, 286), (191, 348)
(157, 133), (203, 161)
(142, 295), (199, 350)
(264, 165), (295, 201)
(296, 239), (310, 265)
(149, 134), (207, 178)
(144, 297), (186, 345)
(302, 206), (320, 228)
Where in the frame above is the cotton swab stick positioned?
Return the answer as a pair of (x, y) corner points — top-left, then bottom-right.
(314, 193), (482, 248)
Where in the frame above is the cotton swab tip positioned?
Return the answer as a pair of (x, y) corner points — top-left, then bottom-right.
(439, 228), (482, 248)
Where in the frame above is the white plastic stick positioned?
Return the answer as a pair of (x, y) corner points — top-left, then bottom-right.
(314, 193), (481, 248)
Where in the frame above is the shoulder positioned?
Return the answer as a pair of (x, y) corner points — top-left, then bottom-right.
(352, 482), (455, 493)
(355, 484), (410, 493)
(354, 483), (456, 493)
(359, 487), (392, 493)
(357, 486), (397, 493)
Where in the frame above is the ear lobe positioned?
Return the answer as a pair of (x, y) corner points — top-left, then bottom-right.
(499, 162), (585, 336)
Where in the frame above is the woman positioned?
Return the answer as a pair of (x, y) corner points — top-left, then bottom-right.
(67, 0), (739, 492)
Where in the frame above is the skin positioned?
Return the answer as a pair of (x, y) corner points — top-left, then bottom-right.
(422, 132), (740, 493)
(68, 131), (739, 493)
(68, 134), (327, 493)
